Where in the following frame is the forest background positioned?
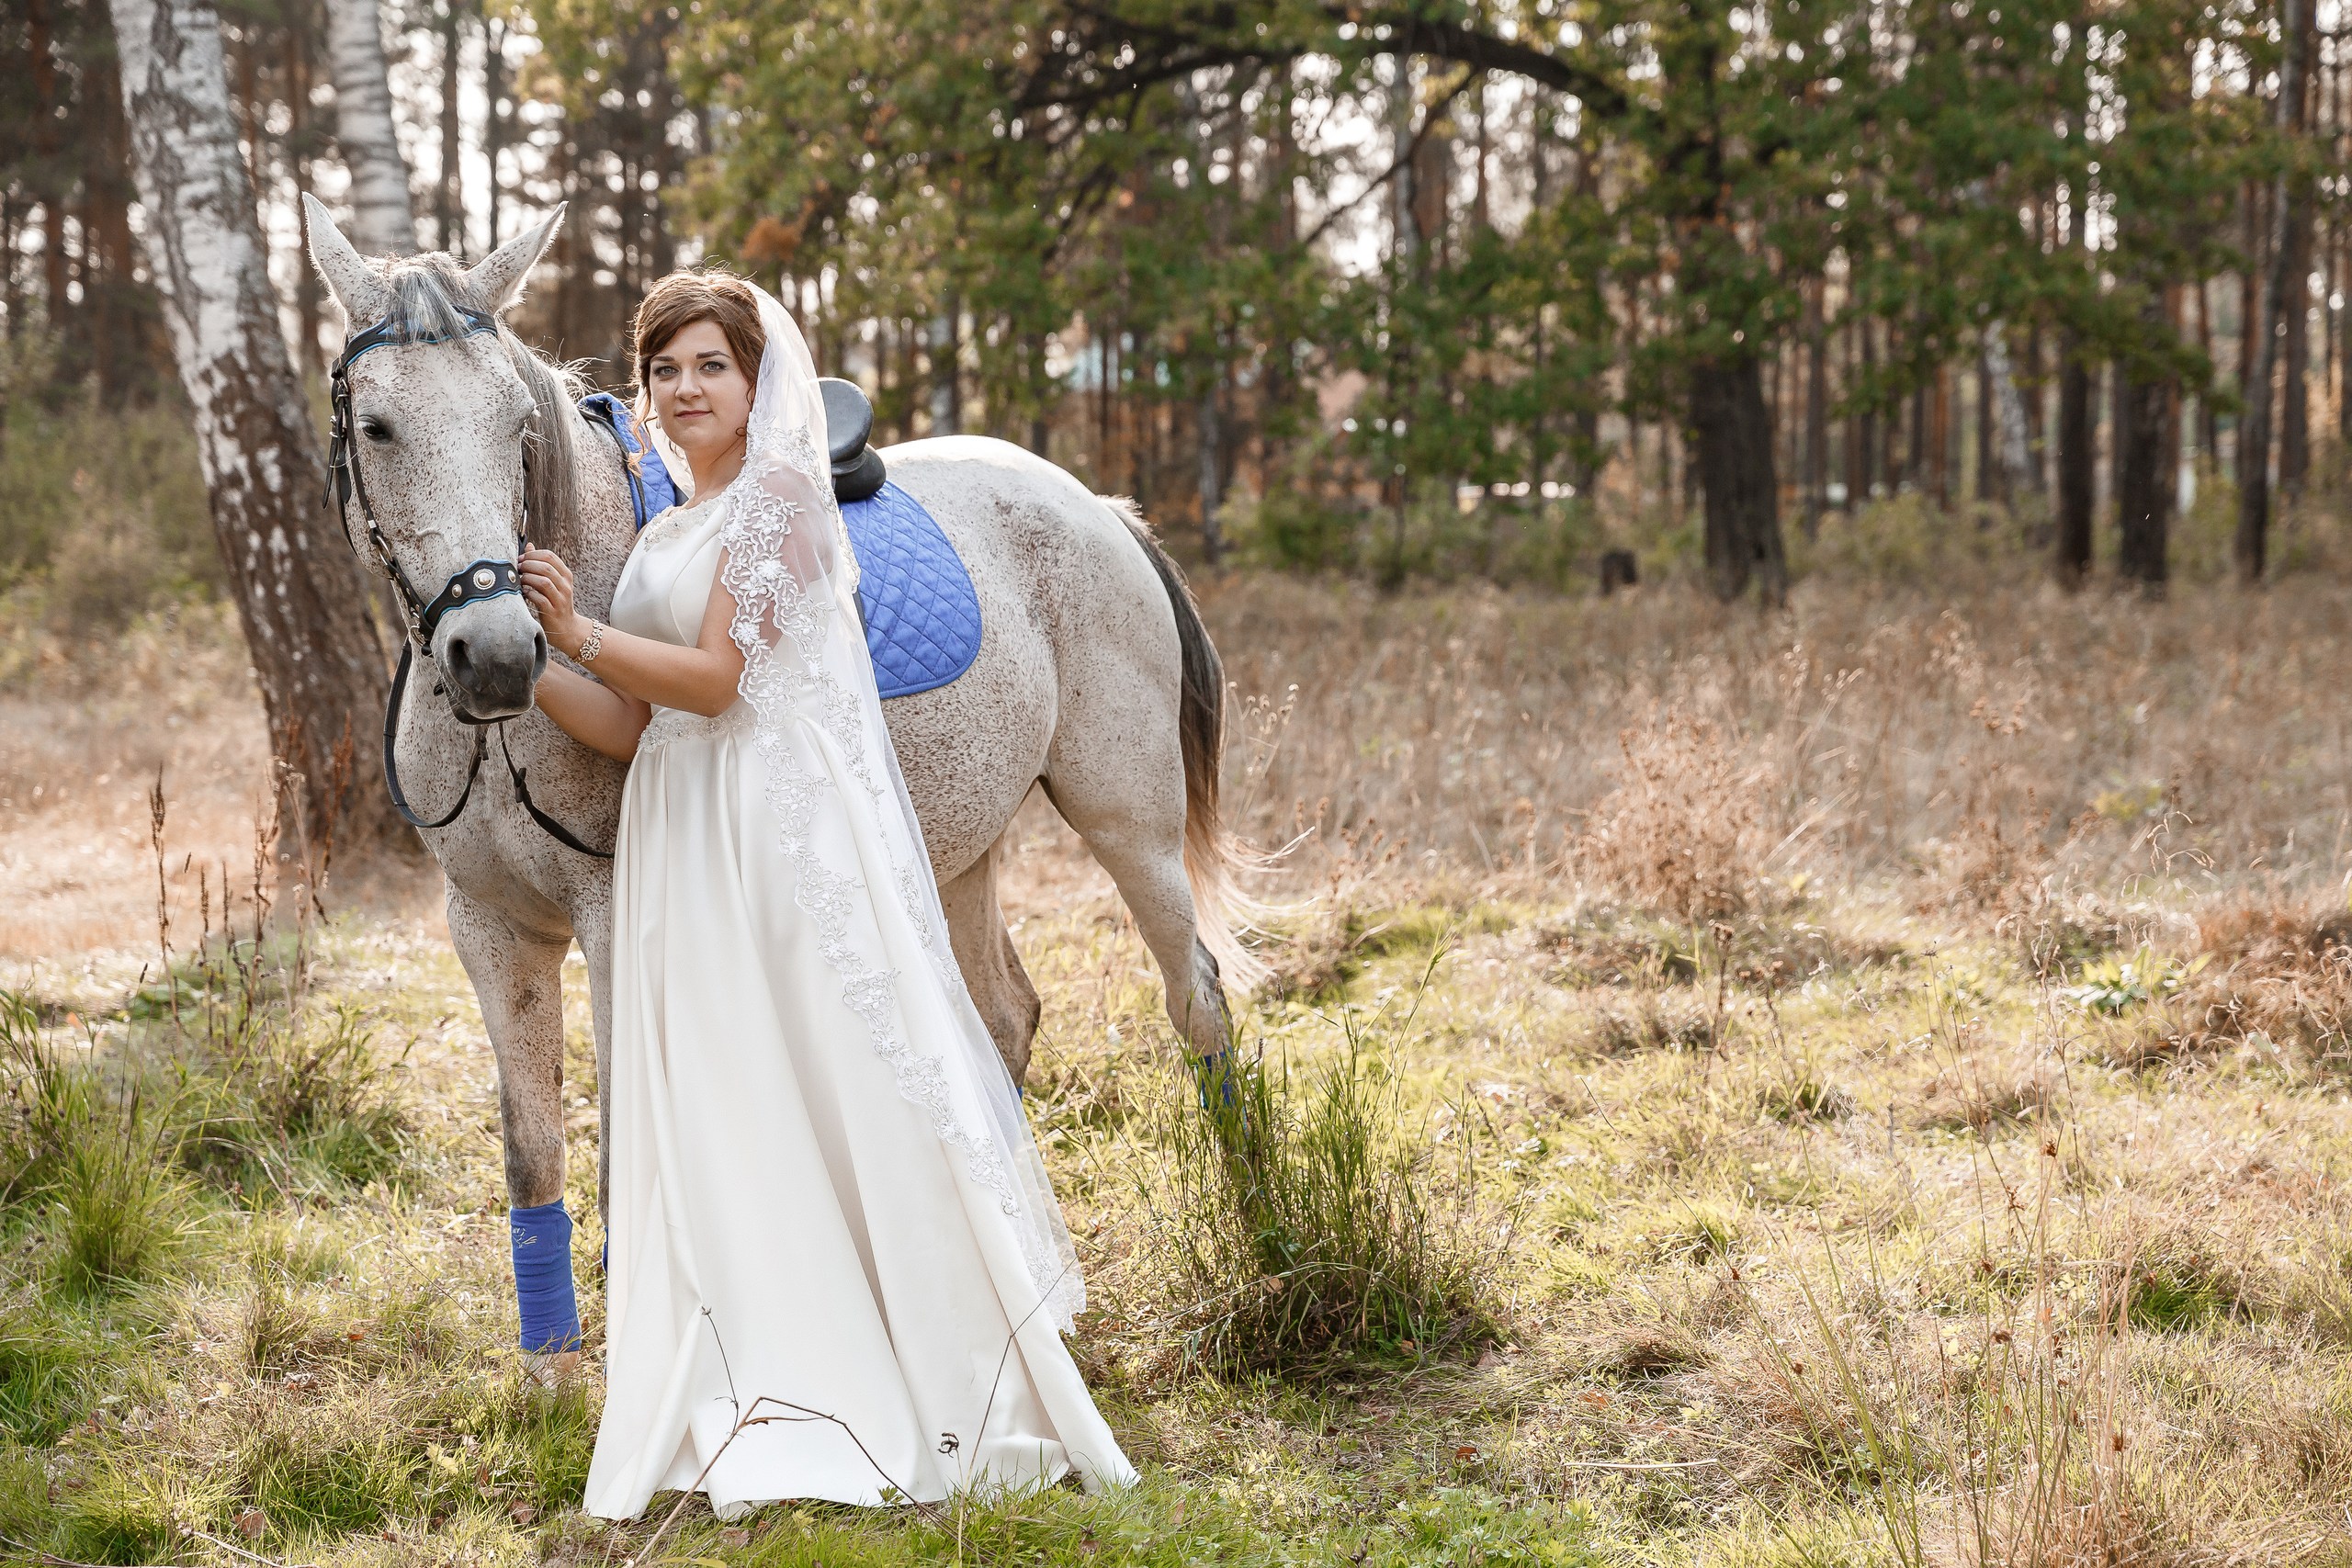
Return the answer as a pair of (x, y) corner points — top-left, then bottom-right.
(8, 0), (2349, 630)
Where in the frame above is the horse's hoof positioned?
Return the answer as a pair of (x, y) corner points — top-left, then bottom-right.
(526, 1349), (582, 1388)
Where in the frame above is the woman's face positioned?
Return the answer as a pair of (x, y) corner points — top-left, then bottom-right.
(645, 319), (753, 462)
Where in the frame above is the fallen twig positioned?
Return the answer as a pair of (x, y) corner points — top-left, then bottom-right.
(1555, 1456), (1721, 1472)
(186, 1529), (309, 1568)
(622, 1310), (943, 1568)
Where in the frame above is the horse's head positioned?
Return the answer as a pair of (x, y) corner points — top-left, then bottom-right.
(303, 194), (578, 724)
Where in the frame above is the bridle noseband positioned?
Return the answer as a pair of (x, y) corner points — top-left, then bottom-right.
(328, 300), (613, 859)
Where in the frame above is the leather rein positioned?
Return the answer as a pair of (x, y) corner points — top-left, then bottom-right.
(327, 303), (616, 859)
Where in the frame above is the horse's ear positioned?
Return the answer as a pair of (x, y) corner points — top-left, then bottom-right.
(464, 204), (565, 316)
(301, 193), (390, 329)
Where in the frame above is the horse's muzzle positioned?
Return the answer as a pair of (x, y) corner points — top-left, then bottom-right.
(435, 600), (548, 722)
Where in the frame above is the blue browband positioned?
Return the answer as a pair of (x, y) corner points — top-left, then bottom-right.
(337, 302), (502, 367)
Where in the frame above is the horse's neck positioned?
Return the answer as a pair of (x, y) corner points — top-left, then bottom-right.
(561, 408), (640, 621)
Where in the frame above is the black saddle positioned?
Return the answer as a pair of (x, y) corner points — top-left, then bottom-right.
(819, 378), (888, 503)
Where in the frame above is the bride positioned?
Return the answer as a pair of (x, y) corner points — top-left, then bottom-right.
(515, 269), (1136, 1517)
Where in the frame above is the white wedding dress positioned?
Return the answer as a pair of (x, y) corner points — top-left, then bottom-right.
(581, 288), (1134, 1520)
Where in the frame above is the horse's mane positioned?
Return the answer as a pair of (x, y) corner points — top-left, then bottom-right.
(377, 256), (589, 560)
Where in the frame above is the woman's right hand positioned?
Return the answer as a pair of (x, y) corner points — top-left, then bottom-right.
(520, 547), (590, 656)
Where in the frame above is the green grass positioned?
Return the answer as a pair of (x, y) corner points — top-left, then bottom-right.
(6, 880), (2352, 1565)
(1137, 1003), (1500, 1377)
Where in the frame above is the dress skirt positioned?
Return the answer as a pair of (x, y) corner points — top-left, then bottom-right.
(581, 705), (1133, 1519)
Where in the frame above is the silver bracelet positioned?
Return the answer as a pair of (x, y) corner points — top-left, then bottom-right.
(576, 621), (605, 663)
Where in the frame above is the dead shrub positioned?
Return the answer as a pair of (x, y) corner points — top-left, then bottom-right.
(2136, 900), (2352, 1066)
(1926, 761), (2052, 921)
(1917, 1055), (2054, 1133)
(1581, 992), (1716, 1056)
(1568, 707), (1770, 923)
(1579, 1315), (1710, 1380)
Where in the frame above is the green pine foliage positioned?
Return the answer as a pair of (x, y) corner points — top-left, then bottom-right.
(644, 0), (2291, 590)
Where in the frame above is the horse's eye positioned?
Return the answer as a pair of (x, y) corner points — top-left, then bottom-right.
(360, 418), (394, 444)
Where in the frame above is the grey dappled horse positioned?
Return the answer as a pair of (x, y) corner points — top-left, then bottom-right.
(302, 198), (1249, 1367)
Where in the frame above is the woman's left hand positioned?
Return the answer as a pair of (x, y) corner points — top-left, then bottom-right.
(520, 547), (590, 656)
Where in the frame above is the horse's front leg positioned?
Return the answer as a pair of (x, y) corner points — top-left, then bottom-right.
(569, 880), (616, 1224)
(447, 885), (582, 1382)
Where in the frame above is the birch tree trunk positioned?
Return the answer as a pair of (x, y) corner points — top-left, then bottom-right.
(1980, 321), (2034, 501)
(110, 0), (398, 855)
(324, 0), (417, 254)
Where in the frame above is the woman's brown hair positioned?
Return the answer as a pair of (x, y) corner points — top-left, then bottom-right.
(630, 270), (767, 400)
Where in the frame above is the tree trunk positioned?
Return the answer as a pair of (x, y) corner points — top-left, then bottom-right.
(1, 193), (18, 349)
(324, 0), (417, 254)
(1847, 317), (1868, 508)
(2115, 354), (2175, 593)
(2339, 226), (2352, 448)
(111, 0), (397, 854)
(2056, 339), (2096, 586)
(2238, 0), (2313, 582)
(28, 0), (66, 322)
(1982, 321), (2033, 503)
(2195, 277), (2219, 461)
(84, 37), (155, 399)
(1691, 351), (1787, 605)
(484, 15), (505, 247)
(1804, 277), (1826, 536)
(1527, 98), (1550, 491)
(2239, 185), (2262, 476)
(286, 17), (325, 378)
(929, 299), (960, 434)
(1975, 349), (1995, 505)
(1938, 367), (1957, 507)
(2283, 206), (2312, 495)
(2029, 341), (2048, 502)
(2339, 223), (2352, 446)
(1905, 382), (1926, 491)
(435, 0), (464, 255)
(1196, 382), (1226, 567)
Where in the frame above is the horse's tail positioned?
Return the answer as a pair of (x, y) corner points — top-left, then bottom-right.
(1103, 497), (1272, 993)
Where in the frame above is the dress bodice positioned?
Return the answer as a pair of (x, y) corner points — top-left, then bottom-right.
(610, 490), (729, 648)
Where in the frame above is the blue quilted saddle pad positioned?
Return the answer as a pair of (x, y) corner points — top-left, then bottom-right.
(841, 481), (982, 699)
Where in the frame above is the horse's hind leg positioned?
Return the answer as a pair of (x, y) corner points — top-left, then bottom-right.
(938, 834), (1042, 1085)
(446, 886), (582, 1378)
(1041, 744), (1233, 1069)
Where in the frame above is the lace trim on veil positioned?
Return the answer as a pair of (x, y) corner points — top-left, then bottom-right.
(705, 299), (1084, 1333)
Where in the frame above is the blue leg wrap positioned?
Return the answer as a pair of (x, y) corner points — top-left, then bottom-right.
(511, 1200), (581, 1354)
(1193, 1051), (1238, 1111)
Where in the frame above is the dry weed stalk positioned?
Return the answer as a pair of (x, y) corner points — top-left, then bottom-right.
(1571, 706), (1771, 922)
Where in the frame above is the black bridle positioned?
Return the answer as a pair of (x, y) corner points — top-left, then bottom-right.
(329, 303), (525, 646)
(328, 303), (614, 859)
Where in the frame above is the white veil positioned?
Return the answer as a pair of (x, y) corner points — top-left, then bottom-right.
(694, 283), (1087, 1334)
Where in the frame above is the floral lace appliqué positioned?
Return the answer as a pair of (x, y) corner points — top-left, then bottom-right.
(712, 459), (1030, 1235)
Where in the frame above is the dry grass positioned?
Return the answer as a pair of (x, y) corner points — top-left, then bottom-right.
(0, 602), (272, 967)
(7, 568), (2352, 1562)
(1204, 571), (2352, 907)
